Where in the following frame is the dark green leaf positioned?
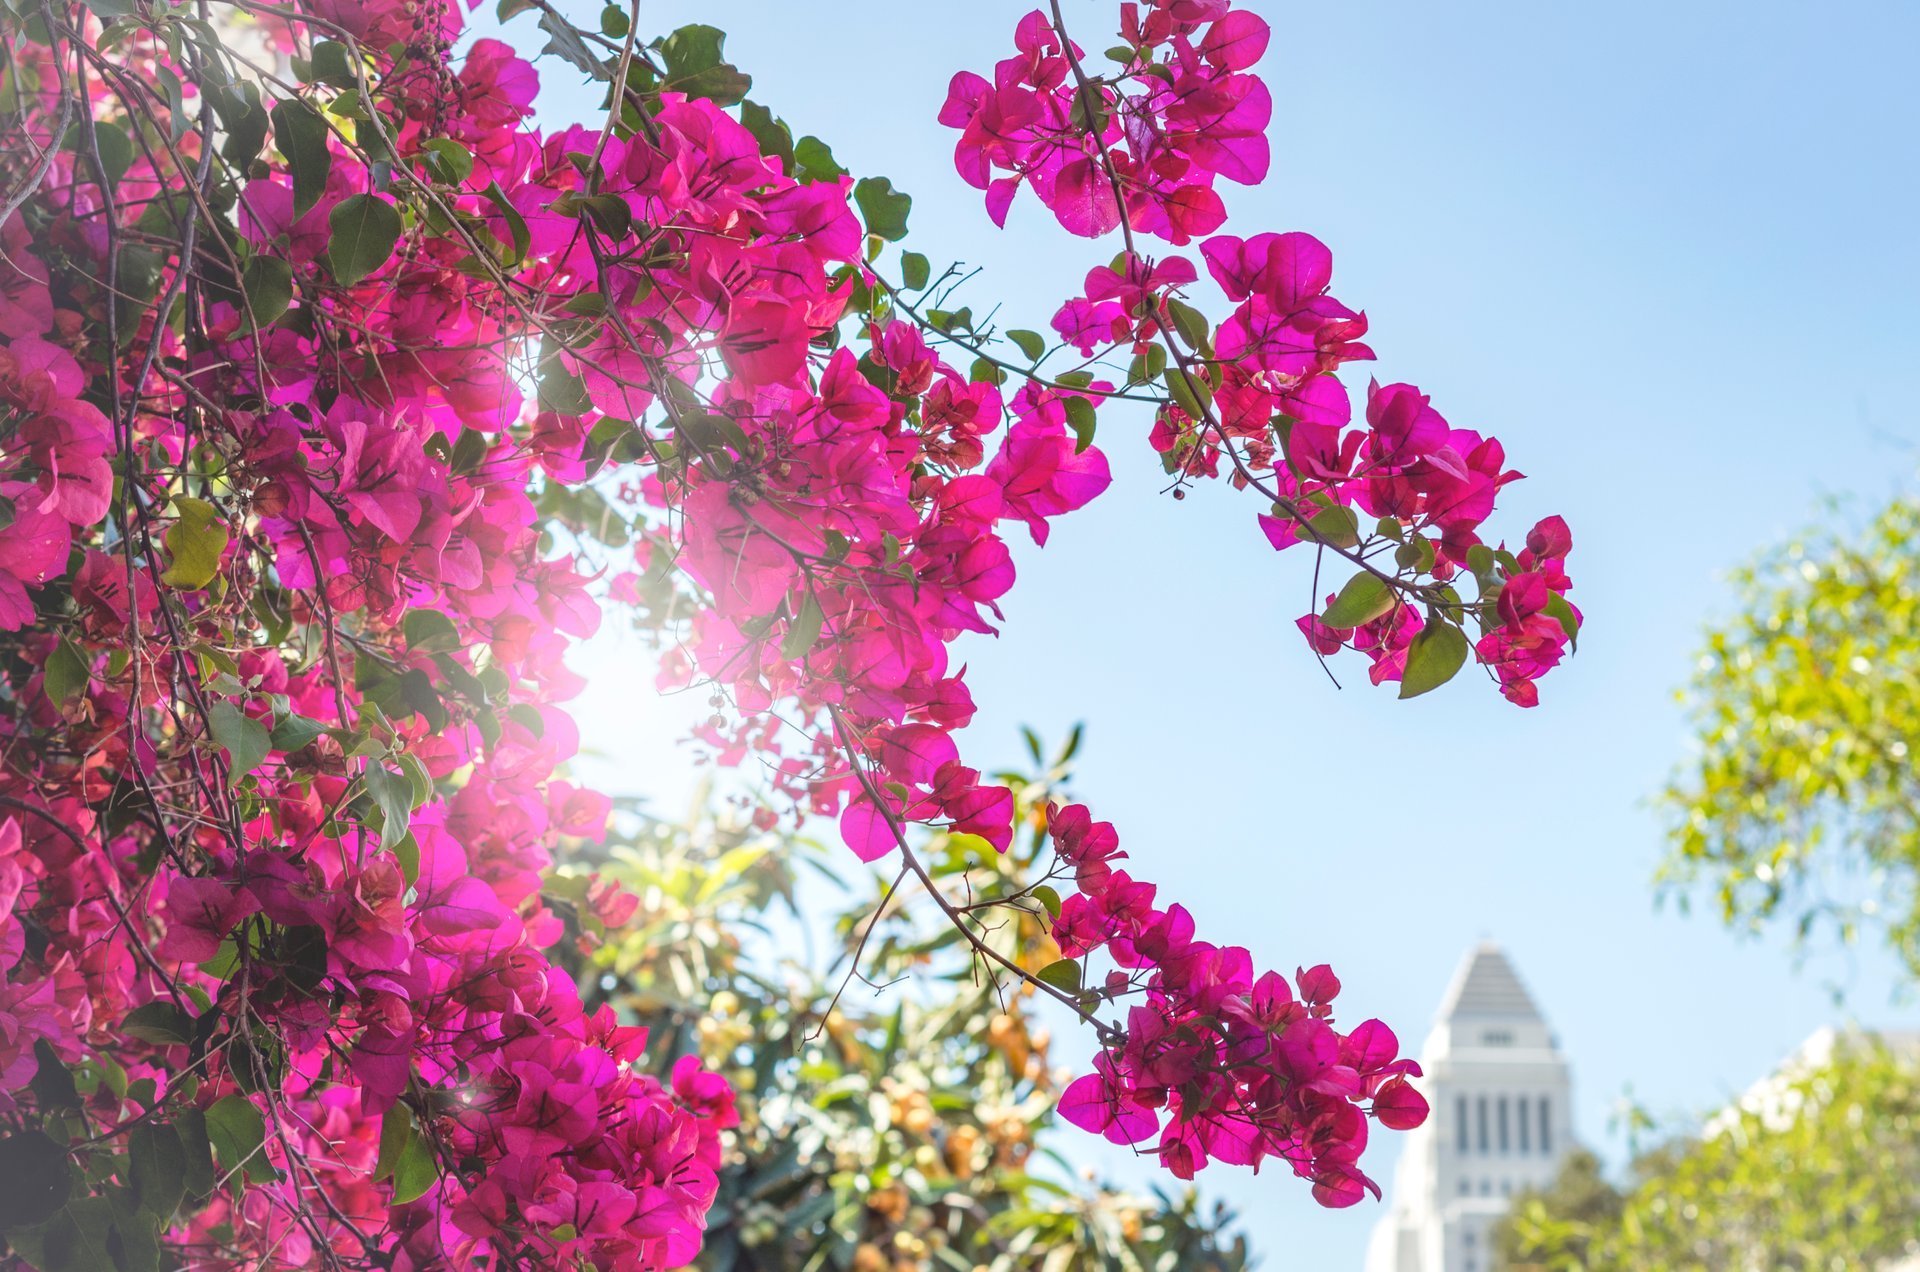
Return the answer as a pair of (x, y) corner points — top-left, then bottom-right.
(240, 255), (294, 328)
(306, 40), (356, 87)
(30, 1041), (79, 1110)
(121, 1002), (195, 1046)
(128, 1123), (187, 1221)
(739, 101), (794, 171)
(271, 100), (331, 218)
(481, 181), (529, 265)
(899, 251), (930, 291)
(657, 24), (752, 105)
(205, 1094), (268, 1185)
(326, 193), (401, 287)
(175, 1108), (215, 1200)
(420, 137), (474, 186)
(539, 11), (607, 77)
(0, 1132), (71, 1229)
(853, 176), (911, 242)
(791, 136), (844, 184)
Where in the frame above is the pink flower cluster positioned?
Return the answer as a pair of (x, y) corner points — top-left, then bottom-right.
(950, 0), (1578, 706)
(1045, 805), (1428, 1204)
(940, 5), (1272, 241)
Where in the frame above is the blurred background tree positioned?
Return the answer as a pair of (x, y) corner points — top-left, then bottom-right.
(1661, 497), (1920, 977)
(543, 731), (1250, 1272)
(1494, 1039), (1920, 1271)
(1494, 494), (1920, 1271)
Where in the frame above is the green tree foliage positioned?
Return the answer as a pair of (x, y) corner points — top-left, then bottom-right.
(1495, 1040), (1920, 1271)
(543, 735), (1250, 1272)
(1663, 498), (1920, 977)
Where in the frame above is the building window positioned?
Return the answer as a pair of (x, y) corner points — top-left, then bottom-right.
(1501, 1179), (1512, 1196)
(1497, 1097), (1510, 1153)
(1481, 1028), (1513, 1046)
(1479, 1179), (1491, 1196)
(1476, 1096), (1489, 1153)
(1518, 1093), (1531, 1153)
(1458, 1178), (1470, 1195)
(1457, 1096), (1470, 1153)
(1539, 1096), (1552, 1155)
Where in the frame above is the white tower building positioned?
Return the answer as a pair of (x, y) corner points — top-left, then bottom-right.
(1363, 942), (1574, 1272)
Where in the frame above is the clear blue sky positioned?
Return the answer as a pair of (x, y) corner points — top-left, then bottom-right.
(522, 1), (1920, 1265)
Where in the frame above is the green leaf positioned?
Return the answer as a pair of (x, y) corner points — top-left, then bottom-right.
(241, 255), (294, 328)
(207, 701), (270, 782)
(581, 193), (632, 239)
(364, 763), (413, 849)
(1063, 396), (1098, 455)
(175, 1108), (216, 1199)
(739, 101), (794, 171)
(268, 712), (327, 753)
(1006, 329), (1046, 363)
(420, 137), (474, 186)
(3, 1196), (118, 1272)
(121, 1001), (195, 1046)
(1032, 884), (1063, 920)
(374, 1101), (409, 1182)
(270, 100), (331, 218)
(1306, 503), (1361, 550)
(853, 176), (912, 242)
(657, 23), (752, 105)
(1164, 297), (1212, 351)
(1544, 591), (1581, 650)
(30, 1041), (78, 1110)
(205, 1094), (268, 1185)
(306, 40), (357, 87)
(1322, 572), (1396, 628)
(90, 119), (134, 189)
(45, 637), (89, 707)
(538, 10), (606, 77)
(1399, 620), (1469, 699)
(161, 496), (228, 590)
(402, 609), (462, 653)
(375, 1105), (439, 1204)
(481, 181), (529, 265)
(0, 1131), (71, 1229)
(128, 1123), (187, 1220)
(1035, 959), (1082, 993)
(780, 593), (826, 660)
(327, 193), (401, 287)
(1167, 366), (1211, 420)
(791, 136), (845, 184)
(899, 251), (930, 291)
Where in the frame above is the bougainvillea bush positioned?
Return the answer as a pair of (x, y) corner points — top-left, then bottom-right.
(0, 0), (1578, 1266)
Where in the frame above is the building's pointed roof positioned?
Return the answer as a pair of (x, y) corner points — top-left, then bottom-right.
(1438, 940), (1543, 1021)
